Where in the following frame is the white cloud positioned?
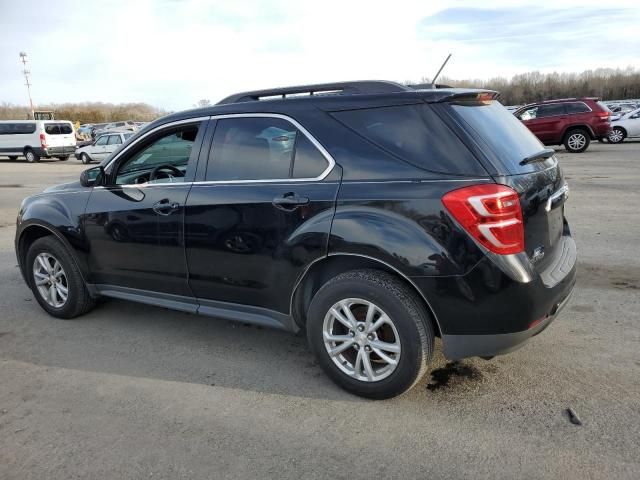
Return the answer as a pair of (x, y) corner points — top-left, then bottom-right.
(0, 0), (638, 110)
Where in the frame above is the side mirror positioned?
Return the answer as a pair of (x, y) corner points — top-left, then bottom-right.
(80, 166), (105, 187)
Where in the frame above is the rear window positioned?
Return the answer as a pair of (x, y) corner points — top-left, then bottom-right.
(332, 104), (485, 175)
(44, 123), (73, 135)
(447, 100), (554, 175)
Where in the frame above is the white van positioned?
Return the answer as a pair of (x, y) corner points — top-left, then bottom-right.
(0, 120), (77, 162)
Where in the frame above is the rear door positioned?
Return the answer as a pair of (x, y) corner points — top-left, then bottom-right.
(184, 115), (339, 316)
(445, 100), (569, 272)
(44, 122), (76, 154)
(105, 134), (123, 157)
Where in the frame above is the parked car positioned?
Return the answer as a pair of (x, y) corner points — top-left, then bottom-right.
(75, 131), (134, 164)
(514, 98), (611, 153)
(14, 81), (576, 399)
(76, 124), (94, 140)
(89, 123), (108, 140)
(93, 121), (138, 139)
(608, 107), (640, 143)
(0, 120), (76, 162)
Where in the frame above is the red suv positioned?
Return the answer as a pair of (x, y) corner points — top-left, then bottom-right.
(514, 98), (611, 153)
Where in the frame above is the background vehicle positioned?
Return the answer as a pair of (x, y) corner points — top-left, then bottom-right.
(0, 120), (76, 162)
(608, 107), (640, 143)
(514, 98), (611, 153)
(93, 121), (138, 138)
(15, 81), (575, 399)
(75, 131), (134, 163)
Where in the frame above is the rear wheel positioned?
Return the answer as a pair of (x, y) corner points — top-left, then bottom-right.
(24, 148), (39, 163)
(564, 129), (590, 153)
(608, 127), (626, 144)
(80, 153), (91, 164)
(26, 236), (95, 319)
(307, 269), (434, 399)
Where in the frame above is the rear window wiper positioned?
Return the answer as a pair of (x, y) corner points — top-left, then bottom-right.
(519, 148), (555, 166)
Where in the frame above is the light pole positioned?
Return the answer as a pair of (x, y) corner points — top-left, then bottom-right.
(19, 52), (35, 120)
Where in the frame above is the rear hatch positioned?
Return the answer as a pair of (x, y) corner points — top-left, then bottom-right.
(44, 122), (76, 152)
(441, 98), (568, 273)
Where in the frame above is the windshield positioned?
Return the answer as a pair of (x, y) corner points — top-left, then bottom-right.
(446, 100), (555, 175)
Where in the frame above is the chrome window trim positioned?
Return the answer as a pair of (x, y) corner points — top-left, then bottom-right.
(103, 113), (336, 188)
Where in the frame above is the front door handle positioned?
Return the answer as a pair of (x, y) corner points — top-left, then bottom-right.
(153, 199), (180, 216)
(272, 192), (309, 210)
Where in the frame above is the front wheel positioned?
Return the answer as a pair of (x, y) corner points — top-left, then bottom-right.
(26, 236), (95, 319)
(57, 156), (70, 161)
(8, 156), (18, 160)
(307, 270), (434, 399)
(564, 129), (590, 153)
(608, 127), (626, 144)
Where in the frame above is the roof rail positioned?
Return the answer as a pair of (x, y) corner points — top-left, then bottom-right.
(216, 80), (412, 105)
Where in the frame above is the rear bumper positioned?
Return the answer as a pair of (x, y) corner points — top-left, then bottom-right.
(441, 287), (573, 360)
(42, 146), (76, 157)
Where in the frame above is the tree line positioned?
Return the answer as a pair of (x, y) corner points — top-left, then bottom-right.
(0, 101), (166, 123)
(431, 67), (640, 106)
(1, 68), (638, 122)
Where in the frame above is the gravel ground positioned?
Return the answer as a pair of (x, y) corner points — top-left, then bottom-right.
(0, 145), (639, 479)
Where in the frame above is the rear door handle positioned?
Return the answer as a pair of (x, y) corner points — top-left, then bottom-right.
(153, 199), (180, 215)
(272, 192), (309, 210)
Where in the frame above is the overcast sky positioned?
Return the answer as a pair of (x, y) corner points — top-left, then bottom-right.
(1, 0), (638, 111)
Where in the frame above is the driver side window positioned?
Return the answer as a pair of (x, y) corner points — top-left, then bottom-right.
(115, 123), (201, 185)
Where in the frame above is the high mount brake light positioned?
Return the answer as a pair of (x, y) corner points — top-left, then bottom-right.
(442, 184), (524, 255)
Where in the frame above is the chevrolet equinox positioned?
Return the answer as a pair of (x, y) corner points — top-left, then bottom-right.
(15, 81), (576, 399)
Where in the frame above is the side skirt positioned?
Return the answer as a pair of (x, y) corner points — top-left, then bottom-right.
(91, 284), (296, 332)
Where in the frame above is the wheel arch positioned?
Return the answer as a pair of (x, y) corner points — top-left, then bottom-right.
(290, 253), (442, 336)
(17, 221), (88, 285)
(612, 125), (628, 136)
(561, 124), (594, 140)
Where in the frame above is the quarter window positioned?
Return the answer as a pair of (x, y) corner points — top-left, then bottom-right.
(565, 102), (591, 114)
(206, 117), (328, 181)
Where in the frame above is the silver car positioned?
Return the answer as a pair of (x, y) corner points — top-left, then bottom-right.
(75, 131), (134, 164)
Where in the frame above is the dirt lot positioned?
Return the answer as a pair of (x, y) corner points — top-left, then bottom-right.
(1, 145), (639, 479)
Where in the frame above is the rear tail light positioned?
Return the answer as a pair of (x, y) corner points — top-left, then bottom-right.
(39, 133), (47, 148)
(597, 111), (610, 120)
(442, 184), (524, 255)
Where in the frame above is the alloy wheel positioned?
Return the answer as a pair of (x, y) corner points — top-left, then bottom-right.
(323, 298), (401, 382)
(567, 133), (586, 151)
(32, 253), (69, 308)
(609, 128), (624, 143)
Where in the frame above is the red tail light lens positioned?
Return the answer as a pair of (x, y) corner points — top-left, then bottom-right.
(442, 184), (524, 255)
(597, 111), (610, 120)
(39, 133), (47, 148)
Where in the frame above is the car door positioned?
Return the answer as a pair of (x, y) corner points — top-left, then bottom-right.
(626, 111), (640, 137)
(184, 115), (339, 319)
(82, 118), (208, 302)
(105, 134), (123, 157)
(91, 135), (109, 160)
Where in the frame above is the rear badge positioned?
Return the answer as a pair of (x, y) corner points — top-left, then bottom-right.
(531, 246), (545, 264)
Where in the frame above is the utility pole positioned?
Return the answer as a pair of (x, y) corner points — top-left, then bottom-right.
(19, 52), (35, 120)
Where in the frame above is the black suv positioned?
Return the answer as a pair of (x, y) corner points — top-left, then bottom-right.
(15, 81), (576, 399)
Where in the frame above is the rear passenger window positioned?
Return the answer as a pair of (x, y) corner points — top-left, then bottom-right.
(536, 104), (565, 118)
(206, 117), (328, 181)
(45, 124), (61, 135)
(333, 104), (484, 175)
(565, 102), (591, 114)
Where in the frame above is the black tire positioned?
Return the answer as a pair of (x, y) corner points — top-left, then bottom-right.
(608, 127), (626, 144)
(57, 156), (70, 161)
(8, 156), (18, 160)
(307, 269), (434, 399)
(26, 236), (95, 319)
(563, 129), (590, 153)
(24, 148), (39, 163)
(80, 153), (92, 164)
